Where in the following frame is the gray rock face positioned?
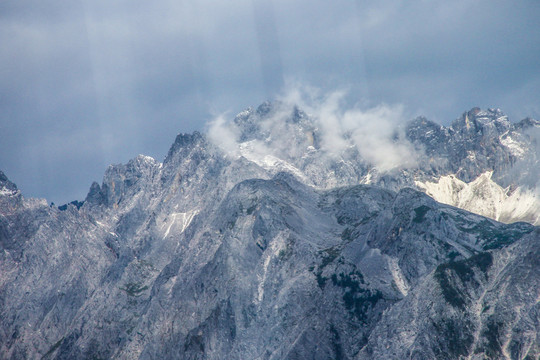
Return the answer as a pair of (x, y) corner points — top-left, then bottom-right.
(360, 234), (539, 360)
(0, 104), (539, 359)
(406, 108), (539, 187)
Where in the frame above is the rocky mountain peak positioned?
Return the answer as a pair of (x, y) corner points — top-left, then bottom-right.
(515, 116), (540, 130)
(0, 171), (22, 213)
(256, 101), (273, 116)
(232, 101), (313, 145)
(451, 107), (510, 136)
(164, 131), (205, 163)
(84, 181), (104, 206)
(0, 170), (17, 193)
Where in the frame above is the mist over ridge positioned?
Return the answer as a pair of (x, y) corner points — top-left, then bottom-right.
(1, 90), (539, 358)
(208, 88), (420, 173)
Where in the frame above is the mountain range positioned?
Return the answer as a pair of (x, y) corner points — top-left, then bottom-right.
(0, 102), (538, 359)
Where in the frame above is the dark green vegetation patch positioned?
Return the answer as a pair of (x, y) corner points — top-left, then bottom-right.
(332, 271), (382, 323)
(413, 205), (431, 223)
(435, 252), (493, 309)
(120, 282), (149, 297)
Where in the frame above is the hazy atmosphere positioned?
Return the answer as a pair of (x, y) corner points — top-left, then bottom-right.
(1, 0), (540, 204)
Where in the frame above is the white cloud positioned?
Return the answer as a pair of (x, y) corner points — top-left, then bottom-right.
(206, 114), (240, 156)
(342, 104), (418, 171)
(208, 85), (420, 172)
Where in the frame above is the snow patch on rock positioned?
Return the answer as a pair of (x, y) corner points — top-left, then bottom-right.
(162, 210), (198, 239)
(500, 133), (527, 158)
(387, 256), (410, 296)
(416, 172), (540, 225)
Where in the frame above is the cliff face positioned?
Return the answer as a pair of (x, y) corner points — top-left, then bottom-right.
(0, 104), (538, 359)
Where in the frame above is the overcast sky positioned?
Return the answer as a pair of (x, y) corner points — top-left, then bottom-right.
(1, 0), (540, 204)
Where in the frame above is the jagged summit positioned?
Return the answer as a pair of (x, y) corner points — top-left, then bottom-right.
(0, 171), (23, 212)
(165, 131), (205, 163)
(232, 101), (315, 146)
(74, 103), (540, 225)
(515, 116), (540, 129)
(0, 170), (18, 193)
(449, 107), (511, 141)
(42, 102), (535, 228)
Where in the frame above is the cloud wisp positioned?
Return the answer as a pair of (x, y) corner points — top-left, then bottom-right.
(208, 86), (420, 173)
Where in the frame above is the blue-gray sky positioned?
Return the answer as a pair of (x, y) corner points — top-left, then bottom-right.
(1, 0), (540, 204)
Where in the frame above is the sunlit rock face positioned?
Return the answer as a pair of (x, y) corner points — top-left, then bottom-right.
(0, 104), (538, 359)
(406, 108), (540, 225)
